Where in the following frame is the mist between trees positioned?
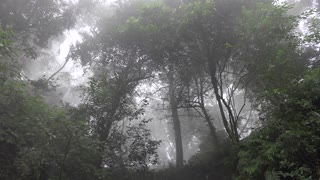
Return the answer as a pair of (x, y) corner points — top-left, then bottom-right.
(1, 0), (320, 179)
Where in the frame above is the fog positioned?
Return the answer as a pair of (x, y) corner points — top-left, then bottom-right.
(34, 0), (314, 164)
(1, 0), (320, 179)
(20, 0), (320, 167)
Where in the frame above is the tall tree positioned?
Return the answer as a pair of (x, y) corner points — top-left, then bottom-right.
(177, 0), (309, 144)
(178, 0), (245, 144)
(119, 1), (188, 167)
(69, 2), (161, 171)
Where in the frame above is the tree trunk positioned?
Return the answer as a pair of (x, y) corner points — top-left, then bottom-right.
(200, 102), (219, 145)
(168, 64), (184, 168)
(197, 76), (219, 145)
(207, 48), (239, 144)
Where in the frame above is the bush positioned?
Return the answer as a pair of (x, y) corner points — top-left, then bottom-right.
(236, 68), (320, 179)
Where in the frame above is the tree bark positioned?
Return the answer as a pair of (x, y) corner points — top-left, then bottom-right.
(197, 76), (219, 145)
(168, 64), (184, 168)
(199, 97), (219, 146)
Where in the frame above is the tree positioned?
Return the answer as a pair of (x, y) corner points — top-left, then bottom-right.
(129, 0), (223, 148)
(76, 46), (156, 170)
(70, 2), (161, 172)
(233, 2), (320, 179)
(0, 27), (101, 180)
(174, 0), (247, 144)
(114, 1), (188, 167)
(236, 1), (309, 115)
(182, 71), (220, 145)
(0, 0), (77, 58)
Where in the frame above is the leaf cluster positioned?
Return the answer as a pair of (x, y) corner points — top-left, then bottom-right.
(237, 68), (320, 179)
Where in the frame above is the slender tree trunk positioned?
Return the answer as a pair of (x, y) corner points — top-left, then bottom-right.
(200, 102), (219, 145)
(197, 76), (219, 145)
(207, 48), (239, 144)
(168, 64), (184, 168)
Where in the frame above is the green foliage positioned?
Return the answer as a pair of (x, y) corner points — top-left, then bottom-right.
(306, 16), (320, 43)
(236, 1), (307, 104)
(127, 119), (161, 170)
(118, 0), (179, 55)
(0, 28), (19, 81)
(0, 0), (77, 58)
(85, 75), (162, 175)
(237, 68), (320, 179)
(0, 28), (13, 54)
(0, 28), (102, 180)
(182, 0), (214, 20)
(135, 0), (173, 28)
(188, 136), (238, 180)
(139, 136), (237, 180)
(0, 78), (101, 179)
(2, 0), (320, 179)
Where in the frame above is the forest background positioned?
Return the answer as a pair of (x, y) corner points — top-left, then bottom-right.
(0, 0), (320, 179)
